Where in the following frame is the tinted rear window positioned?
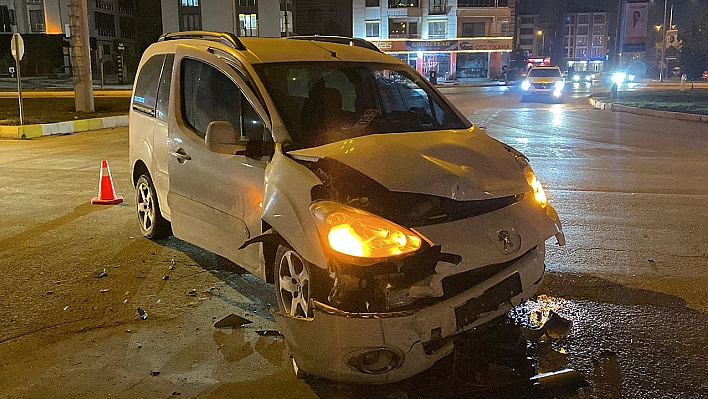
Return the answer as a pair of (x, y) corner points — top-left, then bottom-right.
(133, 55), (166, 111)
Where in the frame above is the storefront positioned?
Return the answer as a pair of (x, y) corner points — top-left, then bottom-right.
(370, 37), (513, 82)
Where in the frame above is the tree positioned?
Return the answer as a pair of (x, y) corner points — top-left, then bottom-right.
(679, 10), (708, 80)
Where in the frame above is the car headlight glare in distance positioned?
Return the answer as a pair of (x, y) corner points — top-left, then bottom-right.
(554, 81), (565, 90)
(310, 201), (422, 259)
(521, 80), (531, 91)
(612, 72), (626, 85)
(572, 75), (580, 81)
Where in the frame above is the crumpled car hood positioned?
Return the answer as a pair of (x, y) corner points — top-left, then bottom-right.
(289, 128), (528, 201)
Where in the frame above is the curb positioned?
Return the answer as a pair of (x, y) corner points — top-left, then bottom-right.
(588, 97), (708, 123)
(0, 115), (129, 140)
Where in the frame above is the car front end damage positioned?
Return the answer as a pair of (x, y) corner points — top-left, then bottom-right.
(268, 130), (565, 384)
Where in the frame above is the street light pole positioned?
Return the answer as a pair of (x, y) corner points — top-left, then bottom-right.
(537, 30), (544, 57)
(660, 0), (668, 81)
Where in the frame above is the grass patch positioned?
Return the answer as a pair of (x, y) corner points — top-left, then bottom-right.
(594, 89), (708, 115)
(0, 97), (129, 125)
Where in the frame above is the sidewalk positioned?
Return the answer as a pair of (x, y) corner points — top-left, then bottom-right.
(0, 115), (129, 140)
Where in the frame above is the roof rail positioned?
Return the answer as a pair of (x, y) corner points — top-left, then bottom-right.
(158, 31), (246, 50)
(285, 36), (381, 53)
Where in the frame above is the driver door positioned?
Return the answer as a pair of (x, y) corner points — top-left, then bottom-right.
(167, 45), (271, 274)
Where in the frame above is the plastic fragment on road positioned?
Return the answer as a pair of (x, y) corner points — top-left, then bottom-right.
(137, 308), (148, 320)
(214, 313), (252, 328)
(150, 371), (160, 377)
(63, 306), (68, 311)
(95, 269), (108, 278)
(163, 276), (169, 280)
(100, 289), (109, 293)
(187, 289), (197, 297)
(255, 330), (283, 338)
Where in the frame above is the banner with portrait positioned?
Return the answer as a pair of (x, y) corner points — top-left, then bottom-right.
(622, 2), (649, 52)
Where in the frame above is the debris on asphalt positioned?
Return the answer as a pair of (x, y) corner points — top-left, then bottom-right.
(530, 368), (588, 394)
(100, 289), (109, 293)
(63, 306), (68, 311)
(255, 330), (283, 338)
(124, 299), (129, 304)
(187, 289), (197, 297)
(163, 276), (170, 280)
(95, 269), (108, 278)
(47, 291), (54, 295)
(172, 392), (181, 396)
(157, 299), (161, 304)
(648, 259), (655, 264)
(214, 313), (252, 328)
(150, 371), (160, 377)
(520, 310), (573, 342)
(137, 308), (148, 320)
(54, 281), (61, 284)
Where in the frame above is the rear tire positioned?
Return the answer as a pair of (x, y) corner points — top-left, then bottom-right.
(135, 174), (172, 239)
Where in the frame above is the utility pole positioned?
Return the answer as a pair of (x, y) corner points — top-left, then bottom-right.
(69, 0), (94, 112)
(660, 0), (668, 82)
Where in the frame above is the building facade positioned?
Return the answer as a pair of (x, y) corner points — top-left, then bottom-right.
(160, 0), (290, 39)
(516, 14), (540, 57)
(353, 0), (516, 82)
(563, 11), (608, 72)
(295, 0), (352, 37)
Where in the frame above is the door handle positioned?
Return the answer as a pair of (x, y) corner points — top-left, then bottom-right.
(170, 148), (192, 163)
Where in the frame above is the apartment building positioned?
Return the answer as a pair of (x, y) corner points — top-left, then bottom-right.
(563, 10), (608, 72)
(516, 14), (540, 57)
(160, 0), (291, 39)
(353, 0), (516, 81)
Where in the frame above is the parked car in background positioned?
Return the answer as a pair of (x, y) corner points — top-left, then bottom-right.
(129, 31), (565, 384)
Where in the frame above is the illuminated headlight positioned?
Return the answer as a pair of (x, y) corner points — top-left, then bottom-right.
(521, 80), (531, 91)
(585, 75), (592, 82)
(515, 154), (548, 208)
(553, 89), (563, 97)
(554, 81), (565, 90)
(572, 75), (580, 81)
(612, 72), (626, 85)
(627, 74), (636, 82)
(310, 201), (423, 260)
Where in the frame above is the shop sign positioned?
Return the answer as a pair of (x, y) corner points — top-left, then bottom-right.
(405, 40), (457, 51)
(459, 38), (512, 51)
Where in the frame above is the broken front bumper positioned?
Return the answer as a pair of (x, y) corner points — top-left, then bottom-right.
(273, 245), (547, 384)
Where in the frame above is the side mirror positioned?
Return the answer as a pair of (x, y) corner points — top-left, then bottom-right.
(205, 121), (247, 154)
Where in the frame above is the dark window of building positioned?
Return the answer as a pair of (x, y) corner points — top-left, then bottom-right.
(0, 6), (15, 32)
(520, 16), (534, 24)
(593, 14), (605, 24)
(118, 0), (134, 14)
(577, 14), (589, 24)
(29, 9), (45, 32)
(457, 0), (496, 7)
(366, 22), (380, 37)
(519, 38), (533, 46)
(95, 12), (116, 37)
(365, 0), (379, 6)
(155, 54), (174, 121)
(239, 0), (256, 6)
(133, 54), (166, 114)
(389, 0), (419, 8)
(577, 25), (588, 35)
(519, 27), (534, 35)
(120, 16), (136, 39)
(462, 22), (485, 37)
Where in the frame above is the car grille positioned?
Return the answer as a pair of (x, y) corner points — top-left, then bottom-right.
(532, 83), (549, 89)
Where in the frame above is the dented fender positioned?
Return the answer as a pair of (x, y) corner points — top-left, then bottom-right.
(262, 149), (327, 267)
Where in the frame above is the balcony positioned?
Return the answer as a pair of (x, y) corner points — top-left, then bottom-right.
(389, 0), (419, 7)
(429, 4), (448, 15)
(387, 7), (423, 17)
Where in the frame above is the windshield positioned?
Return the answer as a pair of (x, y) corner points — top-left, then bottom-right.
(528, 68), (561, 78)
(255, 62), (468, 149)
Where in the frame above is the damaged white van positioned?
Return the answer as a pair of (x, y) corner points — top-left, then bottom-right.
(129, 32), (565, 384)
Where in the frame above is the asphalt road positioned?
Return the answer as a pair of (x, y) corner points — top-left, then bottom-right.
(1, 84), (707, 398)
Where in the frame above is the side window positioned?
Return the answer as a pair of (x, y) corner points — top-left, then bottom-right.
(133, 54), (166, 115)
(182, 58), (241, 139)
(181, 58), (265, 142)
(155, 54), (174, 121)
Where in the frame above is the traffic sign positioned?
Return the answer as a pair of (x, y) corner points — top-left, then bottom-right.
(11, 33), (24, 62)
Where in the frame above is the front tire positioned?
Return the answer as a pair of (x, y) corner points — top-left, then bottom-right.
(274, 245), (312, 318)
(135, 174), (172, 239)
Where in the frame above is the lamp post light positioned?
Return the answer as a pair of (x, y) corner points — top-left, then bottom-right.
(660, 0), (668, 81)
(537, 30), (544, 56)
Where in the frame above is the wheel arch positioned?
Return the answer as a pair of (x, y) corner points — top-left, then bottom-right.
(132, 159), (150, 187)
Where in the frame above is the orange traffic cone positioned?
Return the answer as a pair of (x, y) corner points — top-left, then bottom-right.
(91, 160), (124, 205)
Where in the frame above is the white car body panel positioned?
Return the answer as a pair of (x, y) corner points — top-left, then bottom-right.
(290, 128), (529, 201)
